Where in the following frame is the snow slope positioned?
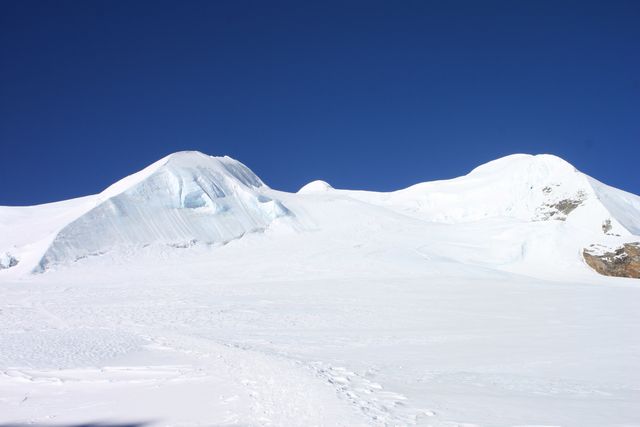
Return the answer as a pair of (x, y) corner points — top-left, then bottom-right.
(1, 152), (639, 426)
(0, 195), (98, 275)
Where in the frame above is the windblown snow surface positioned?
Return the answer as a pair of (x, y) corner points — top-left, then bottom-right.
(1, 151), (639, 427)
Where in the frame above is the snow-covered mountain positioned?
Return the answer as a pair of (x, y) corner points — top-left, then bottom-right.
(1, 151), (639, 277)
(1, 151), (294, 274)
(327, 153), (637, 233)
(2, 151), (640, 427)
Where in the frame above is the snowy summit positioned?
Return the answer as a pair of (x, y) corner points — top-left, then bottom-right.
(298, 179), (334, 194)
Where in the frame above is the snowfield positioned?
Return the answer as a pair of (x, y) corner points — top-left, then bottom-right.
(0, 152), (639, 426)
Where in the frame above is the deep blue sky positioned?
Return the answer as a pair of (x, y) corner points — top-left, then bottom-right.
(1, 0), (639, 205)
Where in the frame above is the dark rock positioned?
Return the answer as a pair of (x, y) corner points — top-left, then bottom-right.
(552, 199), (582, 216)
(583, 243), (640, 279)
(536, 192), (587, 221)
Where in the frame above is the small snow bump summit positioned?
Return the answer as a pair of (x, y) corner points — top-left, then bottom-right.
(298, 180), (334, 194)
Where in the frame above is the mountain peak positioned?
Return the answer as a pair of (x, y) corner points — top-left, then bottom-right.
(468, 153), (577, 178)
(32, 151), (289, 272)
(99, 152), (264, 202)
(164, 149), (209, 160)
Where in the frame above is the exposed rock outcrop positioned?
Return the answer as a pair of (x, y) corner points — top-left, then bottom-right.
(583, 243), (640, 279)
(535, 190), (587, 221)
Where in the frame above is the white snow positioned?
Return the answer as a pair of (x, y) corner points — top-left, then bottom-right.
(0, 251), (18, 269)
(1, 151), (639, 426)
(586, 176), (640, 235)
(298, 180), (334, 194)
